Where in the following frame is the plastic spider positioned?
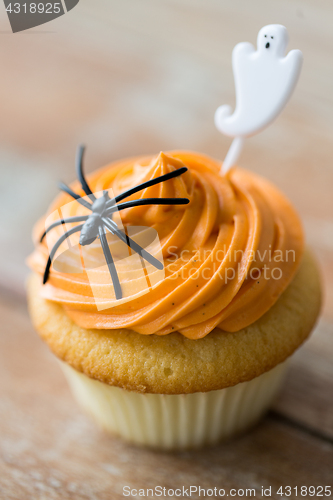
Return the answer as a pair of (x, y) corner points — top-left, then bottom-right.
(40, 146), (190, 300)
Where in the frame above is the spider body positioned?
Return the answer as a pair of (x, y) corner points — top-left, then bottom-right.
(41, 146), (190, 300)
(79, 191), (109, 246)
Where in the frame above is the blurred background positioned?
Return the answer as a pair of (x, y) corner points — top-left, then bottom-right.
(0, 1), (332, 496)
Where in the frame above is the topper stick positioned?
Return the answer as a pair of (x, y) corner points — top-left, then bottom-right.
(215, 24), (303, 175)
(221, 137), (245, 175)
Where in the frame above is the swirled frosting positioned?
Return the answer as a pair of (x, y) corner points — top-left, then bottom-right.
(28, 151), (304, 339)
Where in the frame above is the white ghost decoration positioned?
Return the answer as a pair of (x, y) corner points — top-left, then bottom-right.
(215, 25), (303, 174)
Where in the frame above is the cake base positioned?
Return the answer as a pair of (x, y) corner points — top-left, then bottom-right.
(60, 360), (288, 450)
(27, 249), (321, 394)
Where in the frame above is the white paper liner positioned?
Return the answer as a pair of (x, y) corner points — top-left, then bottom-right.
(60, 360), (288, 450)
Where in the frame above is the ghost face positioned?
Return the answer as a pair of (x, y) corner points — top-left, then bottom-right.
(257, 24), (289, 56)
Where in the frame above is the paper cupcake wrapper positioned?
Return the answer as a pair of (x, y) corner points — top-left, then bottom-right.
(60, 360), (288, 450)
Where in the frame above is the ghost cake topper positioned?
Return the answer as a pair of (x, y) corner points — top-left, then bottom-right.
(215, 24), (303, 174)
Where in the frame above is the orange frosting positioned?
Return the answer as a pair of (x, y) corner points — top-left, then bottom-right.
(28, 151), (304, 339)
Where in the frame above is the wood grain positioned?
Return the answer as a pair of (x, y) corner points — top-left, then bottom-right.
(273, 320), (333, 440)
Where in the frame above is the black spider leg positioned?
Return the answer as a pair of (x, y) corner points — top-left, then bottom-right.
(58, 181), (93, 210)
(40, 215), (88, 243)
(102, 217), (164, 270)
(106, 197), (189, 216)
(43, 224), (84, 284)
(76, 145), (96, 202)
(98, 225), (122, 300)
(106, 166), (188, 208)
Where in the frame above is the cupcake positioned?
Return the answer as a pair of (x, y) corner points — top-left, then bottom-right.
(27, 150), (321, 450)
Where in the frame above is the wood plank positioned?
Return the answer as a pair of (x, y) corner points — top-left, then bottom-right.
(0, 0), (332, 494)
(273, 320), (333, 439)
(0, 295), (332, 499)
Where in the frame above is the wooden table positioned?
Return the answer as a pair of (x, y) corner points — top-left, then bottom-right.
(0, 1), (332, 498)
